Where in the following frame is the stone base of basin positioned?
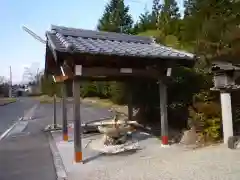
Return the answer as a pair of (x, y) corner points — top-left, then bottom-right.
(89, 137), (140, 154)
(103, 134), (128, 145)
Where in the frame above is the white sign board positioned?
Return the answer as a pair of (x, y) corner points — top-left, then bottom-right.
(75, 65), (82, 76)
(120, 68), (132, 74)
(166, 68), (172, 77)
(52, 75), (56, 82)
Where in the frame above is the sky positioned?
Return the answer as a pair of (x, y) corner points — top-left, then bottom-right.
(0, 0), (184, 84)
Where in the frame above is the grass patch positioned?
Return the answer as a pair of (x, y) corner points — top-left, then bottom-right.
(82, 97), (114, 107)
(34, 95), (128, 114)
(0, 97), (17, 106)
(33, 95), (61, 104)
(81, 97), (128, 115)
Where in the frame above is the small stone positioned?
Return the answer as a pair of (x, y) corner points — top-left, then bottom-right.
(228, 136), (239, 149)
(180, 128), (198, 145)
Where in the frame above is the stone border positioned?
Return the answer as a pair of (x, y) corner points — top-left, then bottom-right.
(47, 132), (68, 180)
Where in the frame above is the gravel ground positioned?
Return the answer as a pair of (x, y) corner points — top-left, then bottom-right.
(51, 130), (240, 180)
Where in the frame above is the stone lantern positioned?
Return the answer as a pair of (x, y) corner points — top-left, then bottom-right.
(211, 61), (240, 148)
(211, 62), (240, 91)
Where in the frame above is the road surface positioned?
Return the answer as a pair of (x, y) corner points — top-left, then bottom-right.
(0, 97), (114, 180)
(0, 98), (37, 135)
(31, 100), (114, 126)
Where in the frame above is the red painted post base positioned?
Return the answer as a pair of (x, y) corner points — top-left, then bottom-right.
(161, 136), (168, 145)
(63, 133), (68, 141)
(75, 152), (83, 162)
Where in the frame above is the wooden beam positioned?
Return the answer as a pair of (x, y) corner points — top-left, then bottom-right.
(74, 66), (161, 78)
(54, 75), (69, 82)
(70, 53), (180, 69)
(76, 76), (155, 81)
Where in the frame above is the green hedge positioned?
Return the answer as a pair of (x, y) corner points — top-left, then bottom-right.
(80, 81), (127, 104)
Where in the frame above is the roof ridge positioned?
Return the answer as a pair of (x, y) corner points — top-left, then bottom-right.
(152, 43), (195, 58)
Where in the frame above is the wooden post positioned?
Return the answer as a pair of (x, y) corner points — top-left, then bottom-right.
(53, 94), (57, 129)
(62, 83), (68, 141)
(73, 79), (82, 162)
(159, 80), (168, 146)
(128, 82), (133, 121)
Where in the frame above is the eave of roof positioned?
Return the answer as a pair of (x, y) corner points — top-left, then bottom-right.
(45, 25), (196, 62)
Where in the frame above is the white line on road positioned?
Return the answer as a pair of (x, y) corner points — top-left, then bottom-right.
(0, 104), (39, 141)
(0, 117), (23, 141)
(22, 104), (38, 120)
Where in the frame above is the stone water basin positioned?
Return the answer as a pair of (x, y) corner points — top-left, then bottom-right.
(97, 119), (131, 138)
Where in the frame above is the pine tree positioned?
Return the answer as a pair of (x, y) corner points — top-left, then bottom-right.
(182, 0), (240, 63)
(184, 0), (198, 17)
(157, 0), (180, 36)
(133, 7), (155, 33)
(152, 0), (161, 16)
(151, 0), (162, 28)
(161, 0), (180, 19)
(96, 0), (133, 104)
(97, 0), (133, 34)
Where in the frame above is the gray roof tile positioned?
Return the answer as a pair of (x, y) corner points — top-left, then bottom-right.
(46, 25), (195, 60)
(212, 61), (240, 71)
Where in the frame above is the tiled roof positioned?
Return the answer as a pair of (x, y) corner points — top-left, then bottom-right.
(212, 61), (240, 71)
(46, 25), (195, 60)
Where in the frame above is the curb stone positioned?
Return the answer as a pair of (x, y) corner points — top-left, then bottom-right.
(47, 132), (68, 180)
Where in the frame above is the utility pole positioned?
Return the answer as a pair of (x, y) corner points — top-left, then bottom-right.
(36, 68), (42, 93)
(39, 72), (42, 93)
(9, 66), (12, 98)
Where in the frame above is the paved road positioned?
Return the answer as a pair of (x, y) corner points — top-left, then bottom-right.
(0, 98), (114, 180)
(0, 111), (56, 180)
(0, 97), (37, 135)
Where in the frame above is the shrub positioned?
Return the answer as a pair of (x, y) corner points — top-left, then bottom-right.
(109, 82), (127, 104)
(81, 82), (98, 97)
(188, 101), (222, 142)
